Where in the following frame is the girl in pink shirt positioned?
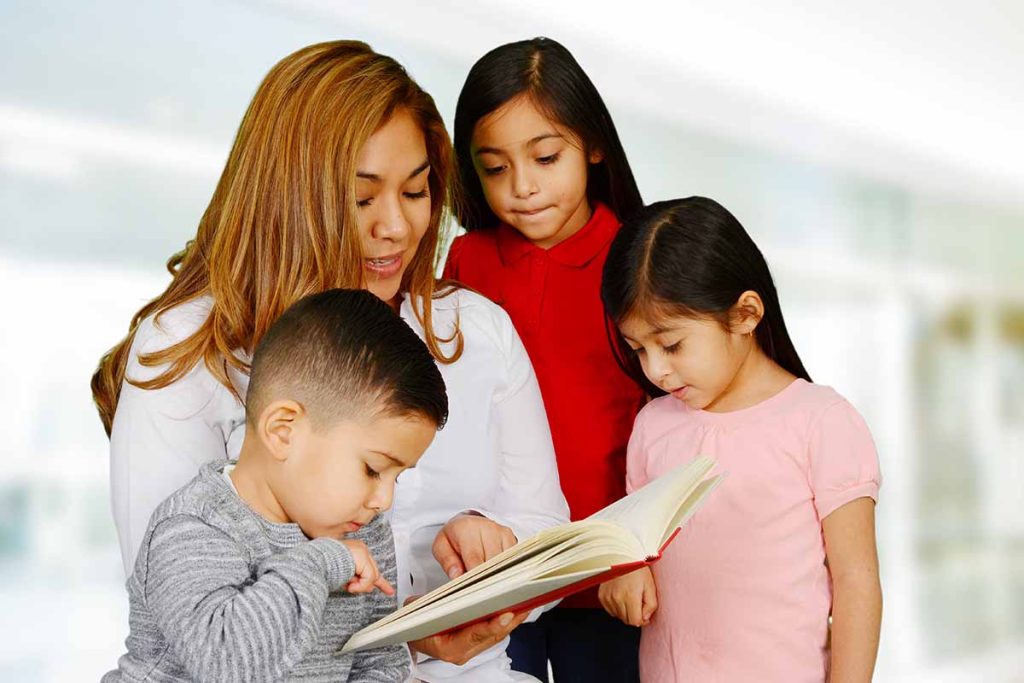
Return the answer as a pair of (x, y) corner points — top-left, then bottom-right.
(598, 197), (882, 682)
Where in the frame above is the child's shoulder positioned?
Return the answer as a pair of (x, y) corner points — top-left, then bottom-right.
(632, 379), (859, 432)
(631, 395), (687, 441)
(784, 379), (863, 424)
(131, 464), (252, 581)
(452, 228), (500, 250)
(766, 380), (873, 448)
(787, 378), (847, 408)
(445, 230), (501, 277)
(146, 462), (238, 535)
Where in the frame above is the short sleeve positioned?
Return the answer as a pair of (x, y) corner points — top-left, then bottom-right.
(808, 400), (881, 519)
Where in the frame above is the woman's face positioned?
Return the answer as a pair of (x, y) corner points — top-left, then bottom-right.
(355, 109), (433, 306)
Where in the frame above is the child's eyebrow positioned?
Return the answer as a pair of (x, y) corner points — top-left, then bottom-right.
(370, 450), (417, 469)
(475, 133), (562, 156)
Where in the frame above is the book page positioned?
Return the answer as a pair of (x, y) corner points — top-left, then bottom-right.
(341, 457), (723, 653)
(341, 524), (641, 652)
(363, 522), (637, 632)
(587, 455), (720, 555)
(342, 562), (621, 652)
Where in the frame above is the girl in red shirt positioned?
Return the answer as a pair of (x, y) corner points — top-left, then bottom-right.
(445, 37), (646, 682)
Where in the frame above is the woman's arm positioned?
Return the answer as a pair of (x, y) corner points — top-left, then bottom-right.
(822, 497), (882, 683)
(411, 300), (569, 664)
(473, 322), (571, 541)
(430, 316), (569, 578)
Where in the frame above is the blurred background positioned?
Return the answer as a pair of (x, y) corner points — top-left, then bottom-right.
(1, 0), (1022, 680)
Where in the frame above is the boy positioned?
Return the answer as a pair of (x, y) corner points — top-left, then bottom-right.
(104, 289), (448, 682)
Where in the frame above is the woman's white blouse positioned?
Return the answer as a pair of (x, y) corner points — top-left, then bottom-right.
(109, 288), (569, 680)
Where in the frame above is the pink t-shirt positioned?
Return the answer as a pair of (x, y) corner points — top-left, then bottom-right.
(628, 379), (880, 683)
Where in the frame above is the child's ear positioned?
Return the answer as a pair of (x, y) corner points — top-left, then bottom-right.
(259, 399), (307, 462)
(731, 290), (765, 336)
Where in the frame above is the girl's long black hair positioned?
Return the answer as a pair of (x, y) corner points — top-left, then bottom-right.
(601, 197), (811, 396)
(453, 37), (643, 230)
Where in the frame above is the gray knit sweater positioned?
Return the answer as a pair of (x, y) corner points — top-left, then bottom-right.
(103, 463), (410, 682)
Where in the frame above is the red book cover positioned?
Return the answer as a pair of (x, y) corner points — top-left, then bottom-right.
(437, 527), (682, 635)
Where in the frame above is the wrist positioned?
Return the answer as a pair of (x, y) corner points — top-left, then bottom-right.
(309, 537), (355, 589)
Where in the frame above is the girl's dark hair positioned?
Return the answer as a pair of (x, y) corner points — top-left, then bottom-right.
(453, 37), (643, 229)
(247, 289), (448, 429)
(601, 197), (811, 396)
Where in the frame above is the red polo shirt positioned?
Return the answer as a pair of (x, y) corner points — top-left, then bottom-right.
(444, 203), (645, 607)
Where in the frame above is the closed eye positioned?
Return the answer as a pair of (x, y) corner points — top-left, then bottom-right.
(663, 341), (682, 354)
(482, 165), (506, 176)
(404, 189), (429, 200)
(537, 153), (560, 165)
(364, 464), (381, 480)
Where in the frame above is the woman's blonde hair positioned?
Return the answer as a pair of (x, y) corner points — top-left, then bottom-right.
(91, 40), (461, 436)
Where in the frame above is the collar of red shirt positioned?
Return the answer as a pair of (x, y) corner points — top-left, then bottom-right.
(495, 202), (619, 268)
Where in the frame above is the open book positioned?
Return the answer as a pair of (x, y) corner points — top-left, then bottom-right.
(342, 456), (721, 654)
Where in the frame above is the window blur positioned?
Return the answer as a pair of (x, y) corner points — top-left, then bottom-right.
(0, 1), (1021, 680)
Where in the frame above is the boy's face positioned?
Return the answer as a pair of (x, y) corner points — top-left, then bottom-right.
(276, 410), (435, 540)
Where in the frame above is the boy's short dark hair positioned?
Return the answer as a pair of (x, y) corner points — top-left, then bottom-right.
(246, 289), (448, 430)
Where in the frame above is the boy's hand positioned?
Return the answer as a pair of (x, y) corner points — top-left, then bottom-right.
(341, 539), (394, 595)
(432, 513), (517, 580)
(599, 567), (658, 627)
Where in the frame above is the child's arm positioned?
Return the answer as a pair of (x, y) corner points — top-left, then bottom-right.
(144, 514), (361, 682)
(822, 497), (882, 683)
(599, 407), (657, 626)
(348, 521), (412, 682)
(598, 566), (658, 627)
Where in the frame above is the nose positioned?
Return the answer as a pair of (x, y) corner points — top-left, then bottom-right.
(368, 481), (394, 513)
(371, 195), (410, 243)
(511, 165), (538, 199)
(643, 351), (672, 385)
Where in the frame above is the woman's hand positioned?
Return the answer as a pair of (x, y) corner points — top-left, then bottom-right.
(598, 567), (658, 627)
(432, 513), (517, 579)
(404, 596), (530, 665)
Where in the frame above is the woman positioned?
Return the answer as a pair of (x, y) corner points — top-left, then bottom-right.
(92, 40), (569, 682)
